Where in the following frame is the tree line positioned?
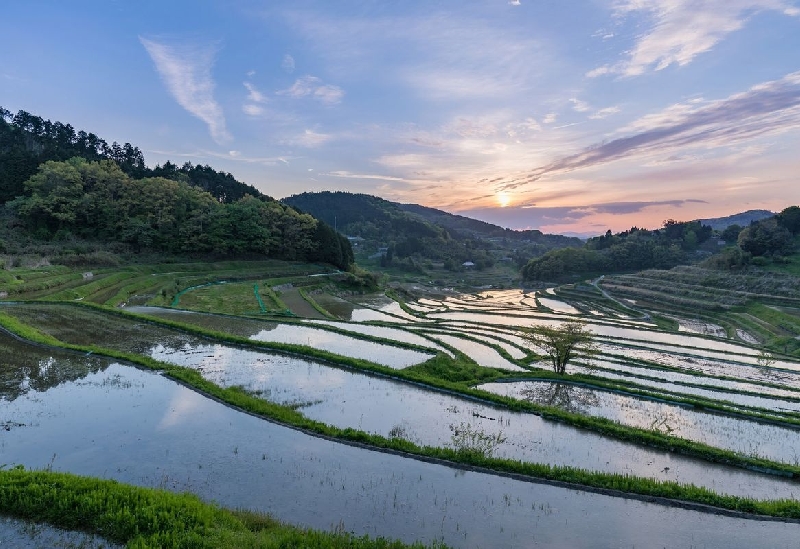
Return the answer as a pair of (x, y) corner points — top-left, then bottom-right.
(522, 208), (800, 281)
(522, 219), (712, 281)
(704, 206), (799, 270)
(1, 108), (353, 269)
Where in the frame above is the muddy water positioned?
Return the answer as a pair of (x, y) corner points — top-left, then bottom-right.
(3, 349), (800, 548)
(480, 381), (800, 464)
(147, 340), (799, 499)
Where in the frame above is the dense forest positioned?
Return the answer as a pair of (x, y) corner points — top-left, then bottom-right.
(522, 208), (800, 282)
(283, 191), (582, 271)
(0, 108), (353, 269)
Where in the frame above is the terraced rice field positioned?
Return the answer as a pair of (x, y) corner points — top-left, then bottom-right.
(2, 261), (800, 547)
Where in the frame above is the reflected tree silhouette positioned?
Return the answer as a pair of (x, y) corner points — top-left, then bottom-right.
(520, 382), (600, 415)
(0, 333), (109, 401)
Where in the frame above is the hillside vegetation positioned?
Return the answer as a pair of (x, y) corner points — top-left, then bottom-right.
(283, 191), (582, 272)
(0, 108), (352, 269)
(522, 208), (799, 283)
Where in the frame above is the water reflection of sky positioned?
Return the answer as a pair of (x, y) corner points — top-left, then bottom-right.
(249, 324), (432, 368)
(480, 381), (800, 464)
(147, 342), (796, 499)
(6, 364), (800, 548)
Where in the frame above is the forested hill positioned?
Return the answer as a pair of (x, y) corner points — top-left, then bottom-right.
(522, 208), (800, 282)
(284, 191), (579, 245)
(282, 191), (583, 270)
(698, 209), (774, 231)
(0, 108), (353, 269)
(0, 108), (261, 204)
(397, 202), (579, 246)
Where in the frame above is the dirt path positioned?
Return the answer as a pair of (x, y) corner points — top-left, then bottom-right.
(591, 275), (650, 320)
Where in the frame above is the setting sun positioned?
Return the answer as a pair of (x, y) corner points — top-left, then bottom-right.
(497, 191), (511, 208)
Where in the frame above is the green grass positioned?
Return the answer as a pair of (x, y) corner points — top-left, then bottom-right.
(298, 287), (337, 318)
(0, 468), (443, 548)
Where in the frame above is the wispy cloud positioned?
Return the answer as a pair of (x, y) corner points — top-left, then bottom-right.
(459, 199), (707, 233)
(497, 71), (800, 190)
(281, 54), (296, 73)
(590, 0), (800, 77)
(283, 129), (332, 147)
(281, 10), (547, 101)
(322, 171), (414, 183)
(139, 37), (230, 143)
(570, 98), (591, 112)
(277, 75), (344, 105)
(244, 82), (266, 103)
(589, 106), (621, 119)
(242, 82), (268, 116)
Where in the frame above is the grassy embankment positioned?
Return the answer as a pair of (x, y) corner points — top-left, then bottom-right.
(0, 468), (444, 549)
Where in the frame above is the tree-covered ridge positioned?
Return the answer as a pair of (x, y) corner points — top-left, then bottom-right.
(0, 107), (146, 202)
(397, 202), (581, 247)
(522, 219), (714, 281)
(0, 108), (353, 269)
(704, 206), (800, 270)
(522, 208), (800, 281)
(283, 191), (582, 271)
(8, 158), (352, 269)
(0, 107), (263, 204)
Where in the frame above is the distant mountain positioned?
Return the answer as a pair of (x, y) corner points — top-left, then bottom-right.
(282, 191), (582, 269)
(698, 210), (774, 230)
(397, 203), (580, 245)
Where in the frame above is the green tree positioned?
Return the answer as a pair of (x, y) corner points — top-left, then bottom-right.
(778, 205), (800, 235)
(720, 224), (743, 244)
(738, 219), (792, 257)
(523, 321), (595, 374)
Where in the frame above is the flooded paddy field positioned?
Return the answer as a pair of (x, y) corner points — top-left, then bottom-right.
(248, 324), (433, 368)
(5, 306), (784, 500)
(480, 380), (800, 464)
(146, 340), (800, 496)
(566, 357), (800, 412)
(4, 272), (800, 547)
(565, 362), (800, 415)
(2, 304), (433, 370)
(3, 337), (800, 549)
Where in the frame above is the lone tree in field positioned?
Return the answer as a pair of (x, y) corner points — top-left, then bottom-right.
(524, 321), (595, 374)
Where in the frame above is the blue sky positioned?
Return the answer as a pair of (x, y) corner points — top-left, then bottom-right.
(2, 0), (799, 235)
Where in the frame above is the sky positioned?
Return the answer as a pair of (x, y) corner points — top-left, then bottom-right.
(2, 1), (799, 236)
